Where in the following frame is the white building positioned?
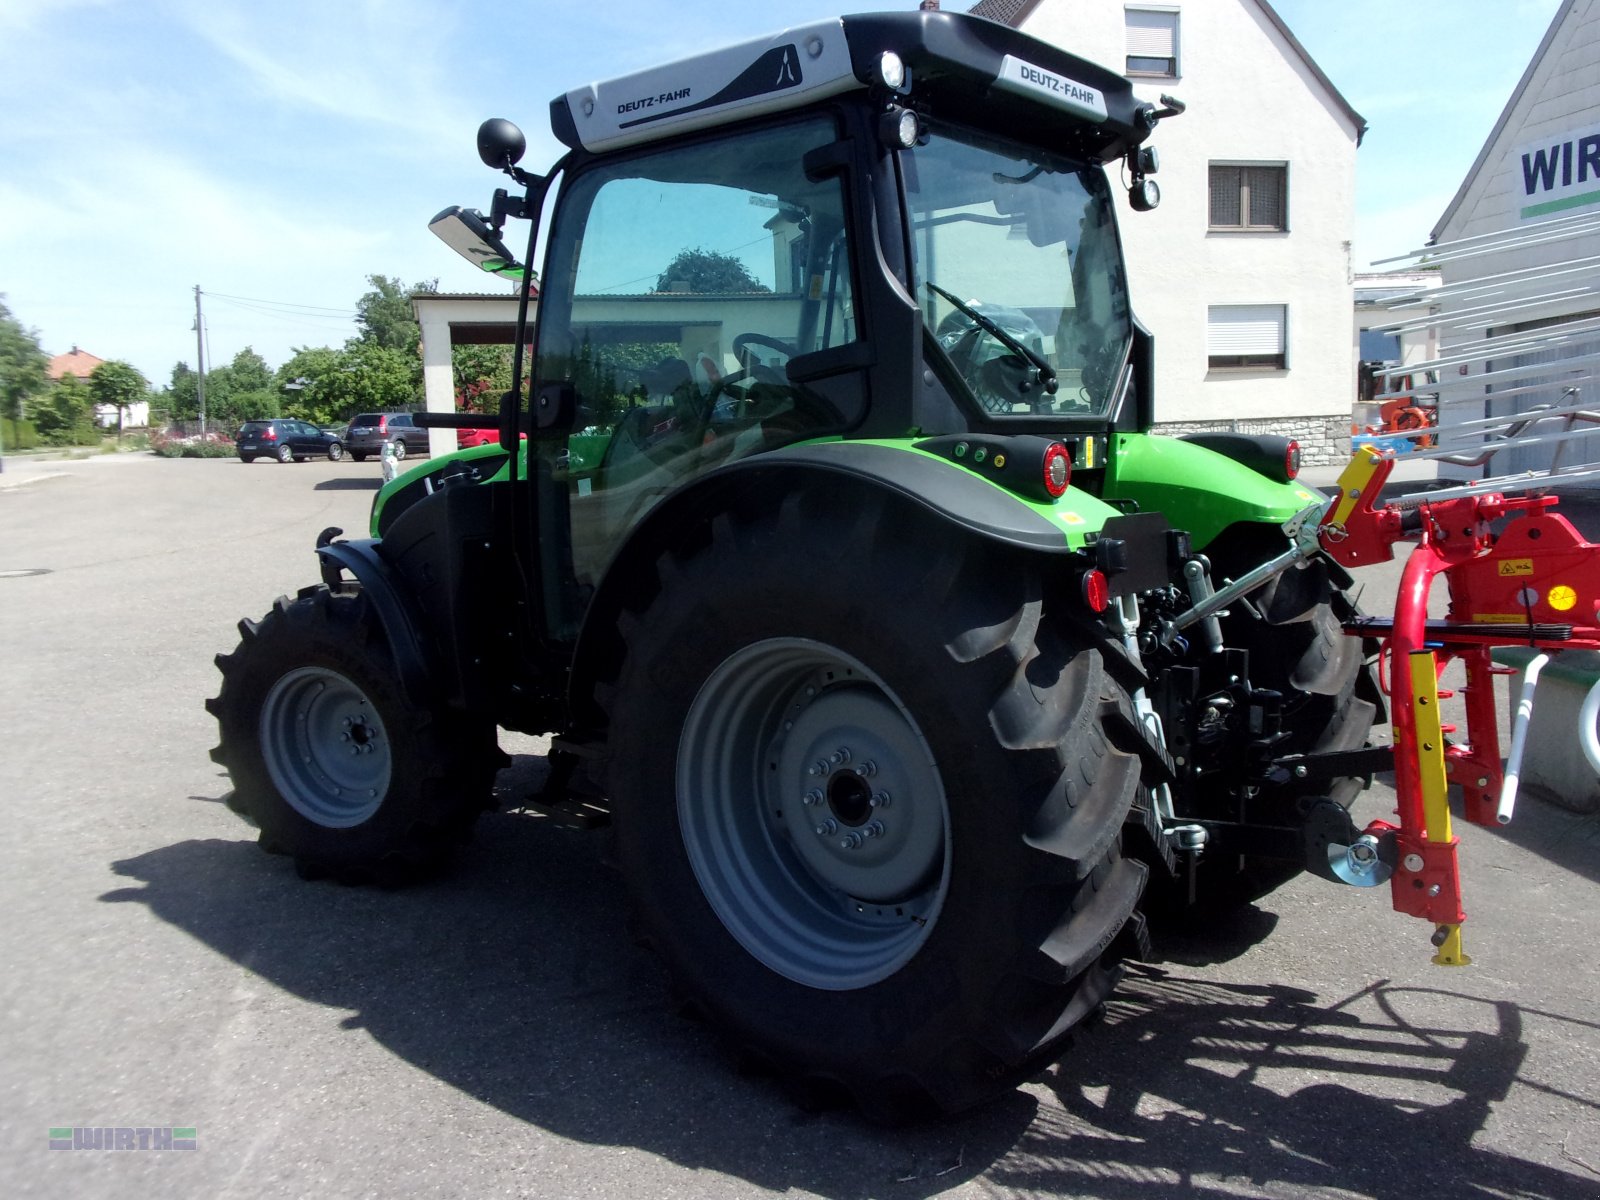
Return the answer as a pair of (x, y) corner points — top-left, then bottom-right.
(1427, 0), (1600, 481)
(970, 0), (1366, 461)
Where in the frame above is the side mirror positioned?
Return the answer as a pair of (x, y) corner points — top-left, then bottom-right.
(427, 206), (524, 279)
(477, 118), (526, 172)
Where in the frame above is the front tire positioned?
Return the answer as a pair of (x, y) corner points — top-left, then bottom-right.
(605, 490), (1145, 1117)
(207, 587), (500, 883)
(327, 442), (344, 462)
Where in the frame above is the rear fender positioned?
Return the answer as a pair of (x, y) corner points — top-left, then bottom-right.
(567, 441), (1169, 729)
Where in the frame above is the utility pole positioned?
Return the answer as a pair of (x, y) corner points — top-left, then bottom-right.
(193, 285), (207, 436)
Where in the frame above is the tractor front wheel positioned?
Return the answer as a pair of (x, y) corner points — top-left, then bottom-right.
(605, 491), (1146, 1117)
(208, 587), (500, 883)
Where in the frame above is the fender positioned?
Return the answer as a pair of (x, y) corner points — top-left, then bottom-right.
(1104, 431), (1326, 549)
(314, 538), (436, 706)
(566, 439), (1165, 728)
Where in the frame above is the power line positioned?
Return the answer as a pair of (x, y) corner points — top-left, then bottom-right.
(202, 288), (358, 316)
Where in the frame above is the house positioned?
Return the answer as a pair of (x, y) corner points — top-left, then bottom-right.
(46, 345), (151, 429)
(969, 0), (1366, 462)
(1426, 0), (1600, 481)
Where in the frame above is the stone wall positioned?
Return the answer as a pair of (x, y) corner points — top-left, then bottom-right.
(1150, 415), (1350, 466)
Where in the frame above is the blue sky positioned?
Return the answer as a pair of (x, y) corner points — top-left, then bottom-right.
(0, 0), (1566, 387)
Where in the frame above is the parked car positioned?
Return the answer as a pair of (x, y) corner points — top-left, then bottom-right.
(456, 425), (499, 450)
(237, 419), (345, 463)
(344, 412), (430, 462)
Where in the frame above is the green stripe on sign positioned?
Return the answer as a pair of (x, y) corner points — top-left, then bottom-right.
(48, 1129), (72, 1139)
(173, 1128), (197, 1138)
(1521, 188), (1600, 218)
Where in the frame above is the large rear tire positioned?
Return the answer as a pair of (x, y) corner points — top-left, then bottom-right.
(604, 490), (1146, 1117)
(207, 586), (500, 883)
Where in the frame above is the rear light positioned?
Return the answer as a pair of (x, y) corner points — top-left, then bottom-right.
(262, 427), (277, 440)
(378, 416), (388, 433)
(1285, 439), (1301, 480)
(1081, 569), (1110, 613)
(1042, 442), (1072, 498)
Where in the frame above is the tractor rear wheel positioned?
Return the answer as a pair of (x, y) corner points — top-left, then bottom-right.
(605, 490), (1146, 1117)
(207, 586), (500, 883)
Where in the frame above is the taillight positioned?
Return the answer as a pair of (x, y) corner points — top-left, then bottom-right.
(1285, 439), (1302, 480)
(1081, 569), (1110, 613)
(263, 427), (277, 440)
(1042, 442), (1072, 498)
(378, 416), (388, 433)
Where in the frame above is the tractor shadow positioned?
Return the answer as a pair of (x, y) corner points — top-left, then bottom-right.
(104, 765), (1598, 1198)
(313, 476), (382, 491)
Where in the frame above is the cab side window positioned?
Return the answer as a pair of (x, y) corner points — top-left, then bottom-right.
(535, 116), (860, 619)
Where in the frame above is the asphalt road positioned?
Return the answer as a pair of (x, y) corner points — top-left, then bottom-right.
(1, 451), (1597, 1199)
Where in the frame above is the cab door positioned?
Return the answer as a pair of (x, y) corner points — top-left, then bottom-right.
(527, 115), (863, 641)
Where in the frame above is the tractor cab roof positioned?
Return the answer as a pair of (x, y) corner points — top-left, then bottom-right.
(551, 9), (1153, 165)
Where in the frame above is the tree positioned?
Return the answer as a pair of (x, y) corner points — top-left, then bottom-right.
(654, 248), (769, 295)
(451, 344), (514, 412)
(164, 362), (199, 422)
(0, 296), (50, 422)
(354, 275), (436, 354)
(275, 343), (419, 426)
(88, 360), (148, 438)
(33, 374), (95, 446)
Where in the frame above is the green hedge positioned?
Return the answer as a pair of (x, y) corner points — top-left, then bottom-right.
(1, 417), (40, 451)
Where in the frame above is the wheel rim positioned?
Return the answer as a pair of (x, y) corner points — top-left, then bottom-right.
(391, 441), (406, 460)
(259, 666), (390, 827)
(677, 638), (949, 990)
(329, 443), (343, 461)
(278, 445), (292, 462)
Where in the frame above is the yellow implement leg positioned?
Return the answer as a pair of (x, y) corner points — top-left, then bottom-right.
(1410, 650), (1472, 966)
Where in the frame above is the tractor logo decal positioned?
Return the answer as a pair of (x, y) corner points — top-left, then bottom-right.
(618, 45), (805, 131)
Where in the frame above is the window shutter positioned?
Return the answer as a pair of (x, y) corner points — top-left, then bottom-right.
(1245, 166), (1285, 227)
(1207, 305), (1286, 355)
(1209, 166), (1242, 226)
(1126, 10), (1177, 58)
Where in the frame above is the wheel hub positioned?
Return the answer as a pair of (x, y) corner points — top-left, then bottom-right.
(260, 666), (390, 828)
(676, 638), (950, 990)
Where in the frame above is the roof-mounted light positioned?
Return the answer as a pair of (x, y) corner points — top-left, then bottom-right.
(877, 51), (907, 92)
(878, 106), (922, 149)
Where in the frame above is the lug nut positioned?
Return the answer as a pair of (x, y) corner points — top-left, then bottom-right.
(870, 790), (892, 809)
(863, 820), (885, 839)
(854, 760), (878, 778)
(815, 818), (838, 837)
(802, 789), (823, 807)
(811, 760), (831, 777)
(839, 833), (862, 850)
(831, 747), (852, 765)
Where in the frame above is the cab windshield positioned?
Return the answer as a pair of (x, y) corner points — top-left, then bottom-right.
(904, 122), (1133, 419)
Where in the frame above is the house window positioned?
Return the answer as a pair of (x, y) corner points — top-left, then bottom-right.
(1208, 305), (1287, 370)
(1126, 8), (1179, 78)
(1210, 164), (1288, 231)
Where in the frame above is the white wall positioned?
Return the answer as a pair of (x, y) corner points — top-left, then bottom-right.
(1017, 0), (1361, 425)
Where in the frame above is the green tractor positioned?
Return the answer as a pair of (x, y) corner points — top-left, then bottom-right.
(209, 10), (1380, 1117)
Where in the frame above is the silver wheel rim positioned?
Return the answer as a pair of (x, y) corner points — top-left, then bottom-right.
(677, 638), (949, 990)
(391, 441), (406, 460)
(260, 666), (390, 827)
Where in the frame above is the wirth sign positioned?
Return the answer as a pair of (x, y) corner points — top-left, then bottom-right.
(1517, 123), (1600, 221)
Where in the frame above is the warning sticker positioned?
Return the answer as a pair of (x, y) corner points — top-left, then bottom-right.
(1497, 559), (1535, 576)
